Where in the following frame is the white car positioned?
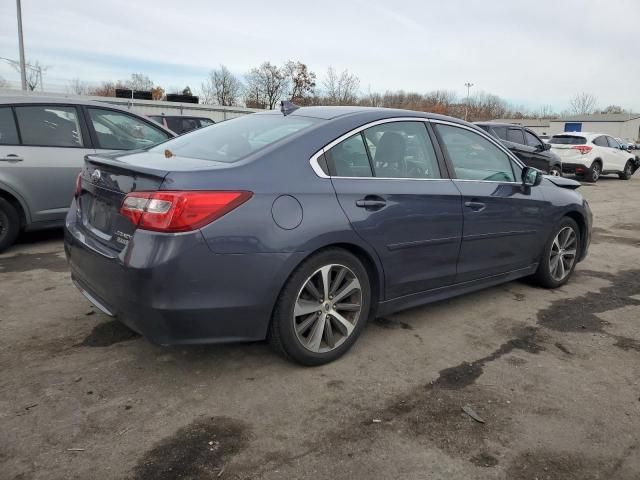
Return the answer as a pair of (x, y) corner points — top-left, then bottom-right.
(549, 132), (637, 182)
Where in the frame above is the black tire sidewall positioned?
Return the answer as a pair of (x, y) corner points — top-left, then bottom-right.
(586, 161), (601, 182)
(0, 198), (20, 253)
(536, 217), (581, 288)
(272, 249), (371, 366)
(550, 166), (562, 176)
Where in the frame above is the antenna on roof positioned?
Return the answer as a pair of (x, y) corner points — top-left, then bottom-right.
(280, 100), (300, 116)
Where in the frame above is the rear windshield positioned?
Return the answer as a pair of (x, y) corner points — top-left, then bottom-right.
(549, 135), (587, 145)
(150, 114), (319, 163)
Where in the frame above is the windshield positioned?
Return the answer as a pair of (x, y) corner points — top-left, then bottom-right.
(549, 135), (587, 145)
(150, 114), (320, 163)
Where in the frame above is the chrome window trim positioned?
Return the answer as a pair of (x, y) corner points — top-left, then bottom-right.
(308, 116), (527, 183)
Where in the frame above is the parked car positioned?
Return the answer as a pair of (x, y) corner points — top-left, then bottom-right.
(0, 96), (175, 252)
(475, 122), (562, 176)
(548, 132), (638, 182)
(148, 115), (214, 135)
(65, 105), (592, 365)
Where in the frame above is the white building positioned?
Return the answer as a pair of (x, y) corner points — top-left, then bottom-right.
(548, 113), (640, 141)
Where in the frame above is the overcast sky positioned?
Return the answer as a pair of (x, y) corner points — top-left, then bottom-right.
(1, 0), (638, 112)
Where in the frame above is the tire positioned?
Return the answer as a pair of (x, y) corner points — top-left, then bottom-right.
(532, 217), (580, 289)
(0, 198), (20, 253)
(584, 160), (601, 182)
(549, 165), (562, 177)
(269, 248), (371, 366)
(618, 160), (634, 180)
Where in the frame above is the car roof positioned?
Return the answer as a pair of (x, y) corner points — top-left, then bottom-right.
(0, 94), (127, 108)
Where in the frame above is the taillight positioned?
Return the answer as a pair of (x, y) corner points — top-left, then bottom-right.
(572, 145), (592, 154)
(74, 173), (83, 198)
(120, 191), (252, 232)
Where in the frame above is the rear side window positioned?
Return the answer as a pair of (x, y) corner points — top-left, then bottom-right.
(524, 130), (542, 148)
(491, 126), (508, 140)
(550, 135), (587, 145)
(0, 107), (19, 145)
(325, 133), (372, 177)
(363, 122), (440, 179)
(436, 124), (516, 182)
(88, 108), (170, 150)
(166, 117), (200, 135)
(606, 137), (620, 148)
(593, 136), (608, 147)
(150, 114), (319, 163)
(15, 105), (83, 147)
(506, 128), (525, 144)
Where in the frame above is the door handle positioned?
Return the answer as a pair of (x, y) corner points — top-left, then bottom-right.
(355, 196), (386, 210)
(464, 201), (486, 212)
(0, 154), (23, 162)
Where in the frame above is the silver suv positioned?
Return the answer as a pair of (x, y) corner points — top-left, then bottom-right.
(0, 96), (174, 251)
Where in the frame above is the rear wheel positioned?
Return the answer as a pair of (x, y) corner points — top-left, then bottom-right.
(269, 249), (371, 365)
(584, 160), (601, 182)
(549, 165), (562, 177)
(618, 160), (634, 180)
(532, 217), (580, 289)
(0, 198), (20, 253)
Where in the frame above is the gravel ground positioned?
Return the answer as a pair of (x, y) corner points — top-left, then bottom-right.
(1, 174), (639, 480)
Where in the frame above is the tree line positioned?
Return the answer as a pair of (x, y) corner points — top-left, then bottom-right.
(55, 61), (631, 121)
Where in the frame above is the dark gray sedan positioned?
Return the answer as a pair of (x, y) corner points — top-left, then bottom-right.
(64, 105), (592, 365)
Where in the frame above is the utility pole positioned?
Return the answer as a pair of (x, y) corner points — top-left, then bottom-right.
(16, 0), (27, 91)
(464, 82), (474, 121)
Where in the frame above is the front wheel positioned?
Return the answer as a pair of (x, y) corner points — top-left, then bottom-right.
(532, 217), (580, 289)
(618, 160), (634, 180)
(549, 165), (562, 177)
(269, 249), (371, 365)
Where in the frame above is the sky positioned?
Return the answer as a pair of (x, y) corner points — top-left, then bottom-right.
(0, 0), (639, 112)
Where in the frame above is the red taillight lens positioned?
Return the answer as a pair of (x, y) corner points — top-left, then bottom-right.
(74, 173), (83, 198)
(120, 191), (252, 232)
(572, 145), (592, 154)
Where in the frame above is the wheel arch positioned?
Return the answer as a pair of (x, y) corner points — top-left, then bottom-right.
(564, 209), (588, 261)
(0, 187), (28, 229)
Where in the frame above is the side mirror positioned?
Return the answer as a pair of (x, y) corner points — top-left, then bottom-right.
(543, 143), (551, 151)
(522, 166), (543, 187)
(621, 145), (628, 151)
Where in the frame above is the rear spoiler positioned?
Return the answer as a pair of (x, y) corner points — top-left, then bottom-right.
(546, 176), (581, 190)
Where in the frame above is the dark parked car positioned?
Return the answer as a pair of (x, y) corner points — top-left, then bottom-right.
(475, 122), (563, 176)
(148, 115), (214, 135)
(65, 105), (592, 365)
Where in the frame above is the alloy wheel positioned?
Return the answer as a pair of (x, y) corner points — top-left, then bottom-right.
(592, 163), (601, 181)
(550, 168), (561, 176)
(549, 226), (577, 282)
(625, 163), (633, 176)
(293, 264), (363, 353)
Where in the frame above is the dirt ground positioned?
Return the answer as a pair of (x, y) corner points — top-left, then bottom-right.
(1, 174), (639, 480)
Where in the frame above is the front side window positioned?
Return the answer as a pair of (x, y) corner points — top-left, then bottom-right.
(15, 105), (83, 147)
(0, 107), (19, 145)
(88, 108), (170, 150)
(150, 114), (319, 163)
(506, 127), (525, 145)
(325, 133), (372, 177)
(435, 124), (516, 182)
(363, 121), (440, 179)
(525, 130), (542, 148)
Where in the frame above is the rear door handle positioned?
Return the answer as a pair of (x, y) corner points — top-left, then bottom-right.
(355, 196), (386, 210)
(464, 201), (486, 212)
(0, 154), (23, 162)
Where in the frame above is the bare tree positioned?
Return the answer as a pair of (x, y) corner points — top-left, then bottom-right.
(10, 60), (48, 91)
(569, 92), (597, 115)
(151, 85), (165, 100)
(536, 104), (556, 118)
(284, 61), (316, 104)
(322, 66), (360, 105)
(88, 81), (119, 97)
(601, 105), (623, 114)
(124, 73), (154, 92)
(67, 77), (88, 95)
(202, 65), (243, 106)
(245, 62), (289, 110)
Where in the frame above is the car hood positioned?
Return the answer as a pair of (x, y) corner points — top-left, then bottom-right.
(544, 176), (581, 190)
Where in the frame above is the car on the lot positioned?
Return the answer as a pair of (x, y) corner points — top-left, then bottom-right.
(0, 96), (175, 252)
(65, 104), (592, 365)
(148, 115), (215, 135)
(475, 122), (563, 176)
(548, 132), (638, 182)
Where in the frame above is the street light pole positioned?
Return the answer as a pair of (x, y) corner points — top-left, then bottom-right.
(16, 0), (27, 91)
(464, 82), (474, 121)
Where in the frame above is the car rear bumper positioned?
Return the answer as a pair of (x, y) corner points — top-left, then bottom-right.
(64, 207), (302, 345)
(561, 162), (590, 174)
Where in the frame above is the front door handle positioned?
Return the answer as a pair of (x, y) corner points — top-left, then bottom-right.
(0, 154), (23, 162)
(464, 201), (486, 212)
(356, 196), (386, 210)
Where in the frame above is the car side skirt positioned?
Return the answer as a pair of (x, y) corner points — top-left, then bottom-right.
(376, 264), (538, 317)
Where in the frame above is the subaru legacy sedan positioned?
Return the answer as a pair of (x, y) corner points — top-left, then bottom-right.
(65, 104), (592, 365)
